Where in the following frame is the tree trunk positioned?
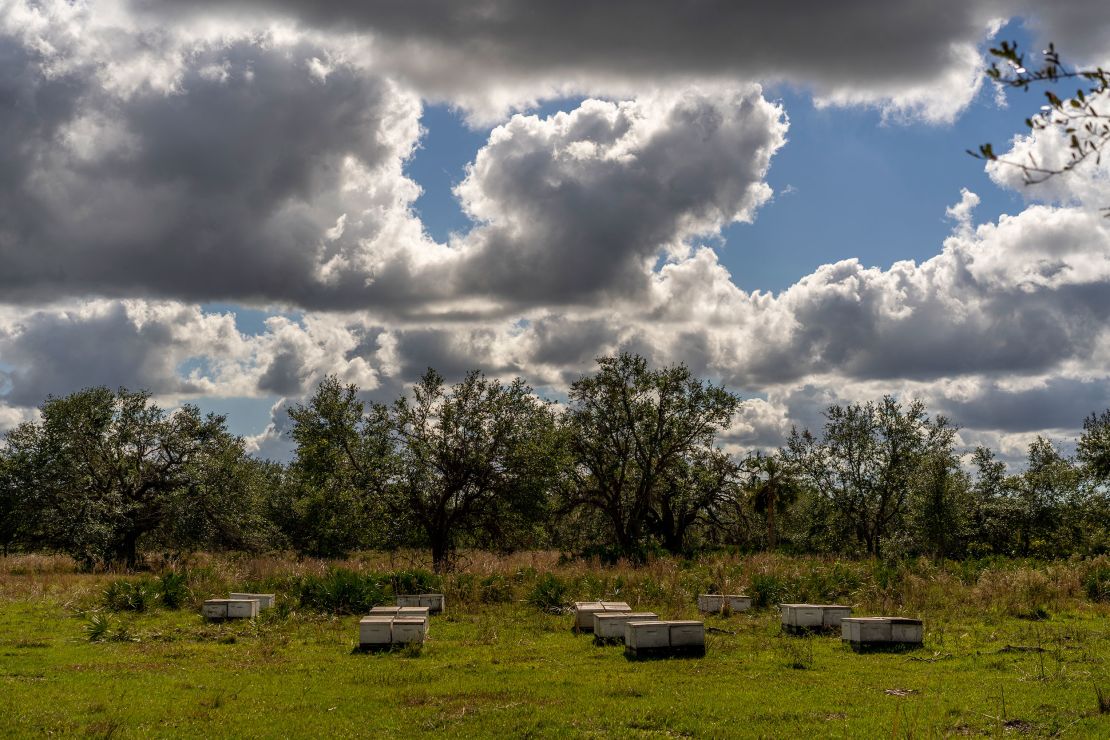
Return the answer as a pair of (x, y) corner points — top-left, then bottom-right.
(116, 529), (142, 570)
(430, 531), (450, 573)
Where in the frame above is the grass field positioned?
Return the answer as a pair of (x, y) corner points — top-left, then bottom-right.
(1, 553), (1108, 738)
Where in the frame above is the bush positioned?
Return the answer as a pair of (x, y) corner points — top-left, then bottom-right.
(157, 571), (190, 609)
(749, 573), (790, 608)
(1083, 562), (1110, 603)
(103, 579), (156, 612)
(390, 569), (441, 596)
(527, 573), (567, 612)
(85, 613), (112, 642)
(296, 569), (387, 614)
(479, 575), (514, 604)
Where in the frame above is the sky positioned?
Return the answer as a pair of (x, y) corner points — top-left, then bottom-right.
(2, 0), (1110, 465)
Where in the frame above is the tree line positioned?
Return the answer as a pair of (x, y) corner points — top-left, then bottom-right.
(2, 353), (1108, 570)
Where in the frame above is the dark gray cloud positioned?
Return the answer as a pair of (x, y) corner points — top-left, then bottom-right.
(0, 16), (423, 310)
(0, 303), (204, 406)
(130, 1), (1110, 121)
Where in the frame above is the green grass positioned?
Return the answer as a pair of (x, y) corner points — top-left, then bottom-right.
(1, 586), (1108, 737)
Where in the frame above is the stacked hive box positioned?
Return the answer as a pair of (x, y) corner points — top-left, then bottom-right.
(841, 617), (923, 649)
(202, 598), (260, 620)
(592, 612), (659, 643)
(624, 620), (706, 658)
(396, 593), (445, 614)
(697, 594), (752, 614)
(359, 606), (431, 648)
(780, 603), (852, 633)
(229, 593), (275, 610)
(573, 601), (631, 632)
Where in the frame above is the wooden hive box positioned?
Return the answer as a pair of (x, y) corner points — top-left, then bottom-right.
(202, 599), (230, 620)
(698, 594), (751, 614)
(819, 605), (852, 628)
(229, 593), (275, 610)
(593, 612), (659, 641)
(889, 618), (924, 644)
(624, 620), (671, 652)
(359, 616), (393, 646)
(668, 621), (705, 650)
(573, 602), (604, 631)
(203, 598), (258, 620)
(397, 594), (445, 614)
(369, 606), (401, 616)
(391, 618), (427, 644)
(780, 604), (825, 629)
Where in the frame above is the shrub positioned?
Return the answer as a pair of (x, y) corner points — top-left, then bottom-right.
(296, 569), (387, 614)
(157, 571), (190, 609)
(103, 579), (156, 612)
(749, 573), (789, 608)
(1083, 562), (1110, 602)
(527, 573), (567, 612)
(479, 575), (514, 604)
(85, 613), (112, 642)
(390, 569), (441, 596)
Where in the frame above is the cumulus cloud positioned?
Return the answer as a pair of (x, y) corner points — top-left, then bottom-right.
(5, 0), (1110, 465)
(0, 3), (789, 316)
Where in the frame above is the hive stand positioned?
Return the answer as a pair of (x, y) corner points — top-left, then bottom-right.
(697, 594), (752, 614)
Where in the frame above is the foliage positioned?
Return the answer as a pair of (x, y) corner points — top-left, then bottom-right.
(786, 397), (957, 558)
(390, 368), (563, 571)
(563, 352), (741, 561)
(0, 387), (253, 567)
(295, 568), (388, 614)
(279, 377), (396, 557)
(526, 573), (568, 613)
(103, 579), (157, 612)
(972, 40), (1110, 197)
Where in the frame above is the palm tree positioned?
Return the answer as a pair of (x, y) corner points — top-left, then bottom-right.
(743, 451), (801, 550)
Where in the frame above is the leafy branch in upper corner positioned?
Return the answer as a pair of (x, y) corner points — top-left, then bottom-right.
(969, 40), (1110, 197)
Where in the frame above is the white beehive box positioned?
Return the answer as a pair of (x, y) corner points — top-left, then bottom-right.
(397, 606), (430, 634)
(229, 593), (275, 610)
(842, 617), (892, 644)
(203, 598), (258, 620)
(625, 620), (671, 650)
(226, 599), (260, 619)
(890, 618), (924, 644)
(820, 605), (853, 628)
(593, 612), (659, 640)
(574, 601), (631, 631)
(780, 603), (825, 629)
(698, 594), (751, 613)
(573, 602), (604, 630)
(391, 617), (426, 644)
(359, 616), (393, 646)
(397, 594), (445, 614)
(842, 615), (928, 648)
(668, 621), (705, 648)
(369, 606), (401, 616)
(202, 599), (229, 619)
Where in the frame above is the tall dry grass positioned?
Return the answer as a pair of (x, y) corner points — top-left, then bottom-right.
(2, 550), (1108, 620)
